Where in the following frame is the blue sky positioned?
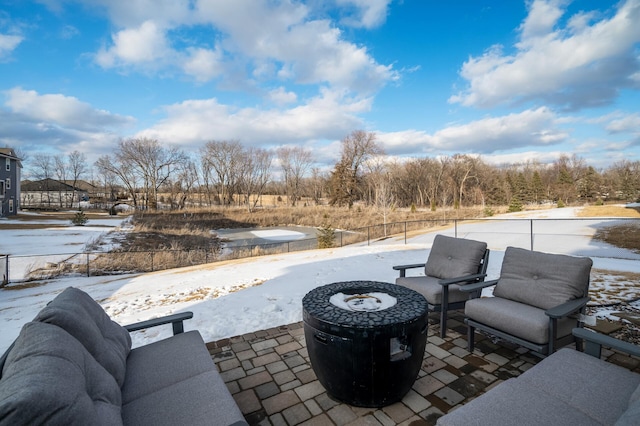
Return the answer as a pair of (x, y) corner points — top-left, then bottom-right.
(1, 0), (639, 176)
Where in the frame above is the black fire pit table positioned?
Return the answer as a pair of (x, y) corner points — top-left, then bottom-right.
(302, 281), (428, 407)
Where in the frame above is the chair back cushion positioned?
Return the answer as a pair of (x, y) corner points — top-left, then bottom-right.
(0, 321), (122, 425)
(493, 247), (592, 310)
(425, 235), (488, 279)
(33, 287), (131, 387)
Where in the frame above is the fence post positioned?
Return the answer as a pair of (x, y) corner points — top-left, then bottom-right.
(404, 222), (407, 244)
(150, 252), (154, 272)
(86, 253), (90, 277)
(2, 255), (8, 286)
(530, 219), (534, 251)
(367, 227), (370, 246)
(340, 231), (343, 247)
(455, 219), (458, 238)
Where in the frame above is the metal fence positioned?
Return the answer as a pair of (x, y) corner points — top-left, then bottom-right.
(2, 217), (639, 285)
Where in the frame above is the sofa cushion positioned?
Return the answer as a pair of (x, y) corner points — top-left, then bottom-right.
(122, 370), (246, 426)
(424, 235), (487, 279)
(0, 321), (122, 425)
(396, 276), (469, 305)
(33, 286), (131, 387)
(493, 247), (592, 310)
(519, 348), (640, 425)
(436, 377), (602, 426)
(121, 330), (216, 404)
(616, 398), (640, 425)
(465, 297), (575, 344)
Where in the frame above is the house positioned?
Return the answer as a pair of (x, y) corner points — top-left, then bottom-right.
(0, 148), (22, 217)
(20, 178), (92, 209)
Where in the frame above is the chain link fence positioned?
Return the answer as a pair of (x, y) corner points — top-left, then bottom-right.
(2, 218), (639, 285)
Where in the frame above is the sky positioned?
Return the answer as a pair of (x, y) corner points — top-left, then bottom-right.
(2, 206), (640, 353)
(1, 0), (639, 176)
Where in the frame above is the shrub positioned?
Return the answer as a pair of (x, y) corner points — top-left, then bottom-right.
(71, 209), (88, 226)
(317, 223), (335, 249)
(508, 197), (523, 213)
(557, 199), (566, 208)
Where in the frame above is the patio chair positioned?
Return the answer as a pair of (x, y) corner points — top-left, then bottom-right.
(462, 246), (593, 356)
(393, 235), (489, 338)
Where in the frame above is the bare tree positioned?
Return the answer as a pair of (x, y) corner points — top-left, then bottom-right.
(54, 155), (68, 207)
(32, 153), (53, 206)
(277, 146), (313, 206)
(449, 154), (479, 209)
(329, 130), (384, 207)
(238, 147), (273, 212)
(68, 151), (87, 206)
(117, 138), (188, 209)
(95, 155), (141, 207)
(201, 140), (243, 206)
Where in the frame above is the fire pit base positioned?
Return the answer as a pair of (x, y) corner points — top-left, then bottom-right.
(303, 281), (428, 408)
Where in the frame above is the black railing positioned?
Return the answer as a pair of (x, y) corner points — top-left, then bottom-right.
(2, 217), (639, 285)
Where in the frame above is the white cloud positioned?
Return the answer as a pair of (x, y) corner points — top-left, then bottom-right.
(450, 0), (640, 110)
(378, 107), (567, 155)
(606, 113), (640, 133)
(334, 0), (392, 29)
(268, 87), (298, 105)
(88, 0), (396, 94)
(3, 87), (135, 131)
(136, 88), (368, 148)
(0, 33), (23, 59)
(182, 47), (225, 82)
(95, 20), (171, 68)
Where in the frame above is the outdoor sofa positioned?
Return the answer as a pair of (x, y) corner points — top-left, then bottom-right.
(436, 328), (640, 425)
(0, 286), (247, 426)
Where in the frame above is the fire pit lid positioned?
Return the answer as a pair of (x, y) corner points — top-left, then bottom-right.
(302, 281), (428, 329)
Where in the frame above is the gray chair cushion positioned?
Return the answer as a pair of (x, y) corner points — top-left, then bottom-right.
(396, 276), (469, 305)
(424, 235), (487, 279)
(33, 286), (131, 387)
(465, 297), (575, 344)
(493, 247), (592, 310)
(121, 331), (217, 405)
(0, 322), (122, 426)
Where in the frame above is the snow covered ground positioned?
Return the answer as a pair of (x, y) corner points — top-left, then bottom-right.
(1, 207), (639, 354)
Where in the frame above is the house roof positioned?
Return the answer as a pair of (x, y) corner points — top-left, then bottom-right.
(0, 148), (23, 168)
(21, 178), (87, 192)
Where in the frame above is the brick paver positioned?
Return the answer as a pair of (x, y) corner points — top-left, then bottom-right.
(208, 312), (638, 425)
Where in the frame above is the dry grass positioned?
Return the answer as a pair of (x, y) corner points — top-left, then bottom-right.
(577, 204), (640, 218)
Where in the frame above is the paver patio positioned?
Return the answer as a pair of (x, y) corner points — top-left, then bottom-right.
(205, 311), (640, 426)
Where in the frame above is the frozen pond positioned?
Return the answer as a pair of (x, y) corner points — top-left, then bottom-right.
(215, 226), (319, 247)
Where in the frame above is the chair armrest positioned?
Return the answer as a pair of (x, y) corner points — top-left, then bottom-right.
(439, 273), (487, 286)
(572, 327), (640, 358)
(392, 263), (425, 278)
(459, 279), (499, 293)
(124, 311), (194, 335)
(545, 297), (590, 319)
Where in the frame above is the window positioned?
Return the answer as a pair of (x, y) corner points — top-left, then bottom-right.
(5, 178), (10, 190)
(9, 199), (13, 213)
(5, 157), (9, 171)
(0, 180), (4, 198)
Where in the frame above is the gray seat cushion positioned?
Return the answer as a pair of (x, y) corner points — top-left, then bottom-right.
(437, 348), (640, 426)
(122, 330), (218, 404)
(493, 247), (592, 310)
(33, 286), (131, 387)
(465, 297), (575, 344)
(424, 235), (487, 279)
(396, 276), (469, 305)
(122, 370), (245, 426)
(436, 377), (602, 426)
(518, 348), (640, 425)
(0, 322), (122, 426)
